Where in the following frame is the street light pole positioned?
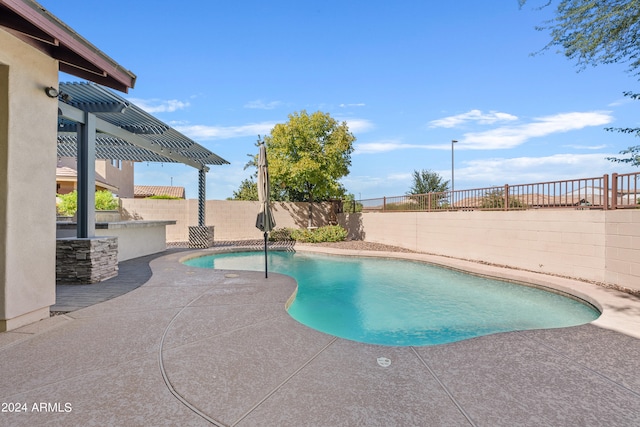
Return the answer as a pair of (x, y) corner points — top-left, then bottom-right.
(451, 140), (458, 196)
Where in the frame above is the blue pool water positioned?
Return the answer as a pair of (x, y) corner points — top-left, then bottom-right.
(183, 251), (600, 346)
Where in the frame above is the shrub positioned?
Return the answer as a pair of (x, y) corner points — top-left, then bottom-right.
(56, 190), (119, 216)
(146, 195), (182, 200)
(95, 190), (119, 210)
(290, 225), (347, 243)
(290, 228), (315, 242)
(268, 227), (294, 241)
(313, 225), (348, 242)
(57, 191), (77, 216)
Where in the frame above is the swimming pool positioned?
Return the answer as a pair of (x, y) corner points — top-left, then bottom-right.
(183, 250), (600, 346)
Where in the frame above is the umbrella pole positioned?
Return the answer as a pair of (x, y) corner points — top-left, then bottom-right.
(264, 231), (268, 278)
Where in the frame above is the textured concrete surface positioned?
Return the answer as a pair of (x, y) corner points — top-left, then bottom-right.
(1, 246), (639, 426)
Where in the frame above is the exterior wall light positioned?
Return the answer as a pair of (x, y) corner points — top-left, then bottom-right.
(44, 86), (59, 98)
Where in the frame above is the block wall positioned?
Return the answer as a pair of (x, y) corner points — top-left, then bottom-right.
(120, 199), (332, 242)
(340, 209), (639, 292)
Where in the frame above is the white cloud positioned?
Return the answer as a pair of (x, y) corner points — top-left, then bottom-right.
(429, 109), (518, 128)
(341, 173), (412, 197)
(386, 172), (413, 181)
(562, 144), (608, 150)
(127, 98), (190, 113)
(457, 111), (614, 150)
(356, 112), (614, 154)
(608, 97), (633, 107)
(244, 99), (282, 110)
(174, 122), (276, 140)
(457, 152), (631, 185)
(355, 140), (422, 154)
(340, 103), (366, 108)
(174, 117), (371, 142)
(340, 118), (374, 133)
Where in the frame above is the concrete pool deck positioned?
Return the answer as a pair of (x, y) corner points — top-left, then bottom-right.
(1, 245), (639, 426)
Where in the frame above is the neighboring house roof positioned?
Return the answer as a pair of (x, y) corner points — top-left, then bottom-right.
(0, 0), (136, 92)
(134, 185), (185, 199)
(56, 166), (119, 192)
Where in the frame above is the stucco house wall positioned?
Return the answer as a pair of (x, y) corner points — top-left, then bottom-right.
(0, 29), (58, 330)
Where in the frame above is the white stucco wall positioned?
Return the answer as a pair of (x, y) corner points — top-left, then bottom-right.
(94, 222), (172, 262)
(0, 29), (58, 330)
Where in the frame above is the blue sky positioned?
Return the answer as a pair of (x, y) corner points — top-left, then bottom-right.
(41, 0), (640, 200)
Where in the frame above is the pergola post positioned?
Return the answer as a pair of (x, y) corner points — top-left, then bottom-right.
(188, 168), (215, 248)
(76, 110), (96, 238)
(56, 109), (118, 284)
(198, 168), (206, 227)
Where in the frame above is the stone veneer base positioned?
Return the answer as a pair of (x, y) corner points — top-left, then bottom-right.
(56, 236), (119, 284)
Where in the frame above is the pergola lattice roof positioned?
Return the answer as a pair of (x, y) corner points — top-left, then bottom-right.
(57, 82), (229, 169)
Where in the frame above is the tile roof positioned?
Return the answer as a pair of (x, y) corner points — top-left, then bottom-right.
(134, 185), (185, 199)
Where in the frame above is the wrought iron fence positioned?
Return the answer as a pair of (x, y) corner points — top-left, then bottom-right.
(612, 172), (640, 209)
(355, 172), (640, 212)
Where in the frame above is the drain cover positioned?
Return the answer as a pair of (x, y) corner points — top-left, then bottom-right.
(377, 357), (391, 367)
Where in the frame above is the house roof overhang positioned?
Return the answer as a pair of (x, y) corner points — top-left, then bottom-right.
(56, 166), (119, 193)
(0, 0), (136, 92)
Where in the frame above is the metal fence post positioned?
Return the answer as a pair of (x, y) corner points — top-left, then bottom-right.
(603, 174), (609, 209)
(611, 173), (618, 209)
(504, 184), (509, 211)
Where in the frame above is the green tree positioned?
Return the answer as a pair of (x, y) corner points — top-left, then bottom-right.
(342, 193), (363, 213)
(607, 144), (640, 167)
(264, 110), (356, 226)
(407, 169), (449, 195)
(606, 92), (640, 166)
(522, 0), (640, 166)
(480, 189), (525, 209)
(230, 178), (259, 201)
(405, 169), (450, 209)
(521, 0), (640, 76)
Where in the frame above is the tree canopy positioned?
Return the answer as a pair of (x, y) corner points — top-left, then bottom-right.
(606, 145), (640, 166)
(406, 169), (449, 195)
(263, 110), (356, 203)
(605, 91), (640, 166)
(230, 178), (259, 201)
(521, 0), (640, 77)
(522, 0), (640, 167)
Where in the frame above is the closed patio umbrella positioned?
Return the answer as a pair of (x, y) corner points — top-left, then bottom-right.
(255, 142), (275, 278)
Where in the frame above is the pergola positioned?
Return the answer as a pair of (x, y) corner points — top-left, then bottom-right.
(56, 81), (229, 238)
